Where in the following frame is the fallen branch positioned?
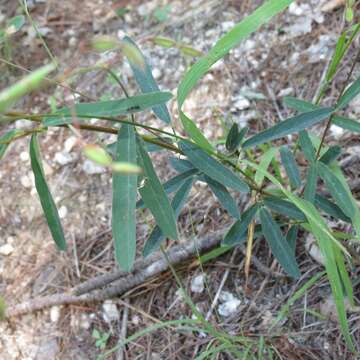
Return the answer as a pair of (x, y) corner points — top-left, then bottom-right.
(5, 231), (223, 318)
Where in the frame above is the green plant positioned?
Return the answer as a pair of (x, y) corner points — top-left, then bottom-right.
(0, 15), (25, 61)
(92, 328), (111, 350)
(1, 0), (360, 354)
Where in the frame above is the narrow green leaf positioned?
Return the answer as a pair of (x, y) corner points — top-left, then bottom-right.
(326, 31), (347, 82)
(30, 134), (66, 250)
(179, 140), (249, 193)
(286, 225), (298, 256)
(226, 123), (240, 152)
(122, 36), (171, 124)
(222, 204), (259, 245)
(279, 146), (301, 188)
(263, 196), (306, 221)
(298, 130), (315, 162)
(202, 175), (240, 218)
(255, 147), (277, 186)
(7, 15), (25, 34)
(332, 116), (360, 133)
(304, 164), (317, 203)
(259, 207), (300, 278)
(112, 124), (137, 270)
(337, 75), (360, 110)
(242, 107), (334, 149)
(315, 195), (350, 222)
(283, 96), (318, 112)
(143, 178), (192, 256)
(169, 157), (194, 173)
(137, 138), (178, 239)
(180, 113), (213, 152)
(137, 168), (198, 209)
(284, 98), (360, 134)
(319, 145), (341, 165)
(317, 162), (356, 218)
(44, 91), (172, 126)
(0, 130), (21, 160)
(0, 63), (55, 113)
(308, 219), (355, 351)
(177, 0), (292, 149)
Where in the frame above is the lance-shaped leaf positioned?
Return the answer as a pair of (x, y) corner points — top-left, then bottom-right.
(122, 36), (171, 124)
(226, 125), (248, 152)
(30, 134), (66, 250)
(0, 63), (55, 114)
(298, 130), (315, 163)
(279, 146), (301, 188)
(315, 194), (350, 222)
(263, 196), (306, 221)
(283, 96), (318, 112)
(44, 91), (172, 126)
(143, 178), (193, 256)
(169, 157), (194, 173)
(255, 147), (277, 186)
(304, 164), (317, 203)
(337, 75), (360, 110)
(317, 162), (356, 219)
(222, 204), (259, 245)
(319, 145), (341, 165)
(332, 116), (360, 133)
(242, 107), (334, 149)
(177, 0), (292, 150)
(286, 225), (298, 256)
(284, 97), (360, 134)
(0, 129), (22, 161)
(202, 175), (240, 218)
(137, 138), (178, 239)
(137, 168), (198, 209)
(179, 140), (249, 193)
(112, 124), (137, 270)
(259, 207), (300, 278)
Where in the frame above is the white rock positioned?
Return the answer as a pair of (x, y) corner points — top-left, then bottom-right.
(0, 244), (14, 256)
(64, 136), (77, 152)
(278, 87), (293, 98)
(102, 300), (120, 323)
(80, 314), (91, 329)
(305, 235), (325, 266)
(83, 160), (105, 175)
(20, 151), (29, 162)
(330, 124), (345, 139)
(218, 291), (241, 317)
(54, 151), (73, 166)
(50, 306), (61, 323)
(289, 2), (304, 16)
(20, 175), (32, 189)
(58, 206), (68, 219)
(222, 21), (235, 32)
(190, 274), (205, 293)
(232, 95), (250, 111)
(152, 68), (162, 80)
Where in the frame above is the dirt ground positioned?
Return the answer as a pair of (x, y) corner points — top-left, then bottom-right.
(1, 0), (360, 359)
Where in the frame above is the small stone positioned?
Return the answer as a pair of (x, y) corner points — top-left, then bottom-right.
(83, 160), (105, 174)
(218, 291), (241, 317)
(190, 274), (205, 293)
(50, 306), (61, 323)
(305, 234), (325, 266)
(102, 300), (120, 323)
(0, 244), (14, 256)
(152, 68), (162, 80)
(80, 314), (91, 329)
(232, 95), (250, 111)
(64, 136), (77, 152)
(278, 87), (293, 98)
(58, 206), (68, 219)
(55, 151), (73, 166)
(330, 124), (344, 139)
(20, 175), (32, 189)
(221, 21), (235, 32)
(289, 2), (304, 16)
(19, 151), (29, 162)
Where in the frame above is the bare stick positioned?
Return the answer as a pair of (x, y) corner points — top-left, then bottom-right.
(5, 232), (223, 318)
